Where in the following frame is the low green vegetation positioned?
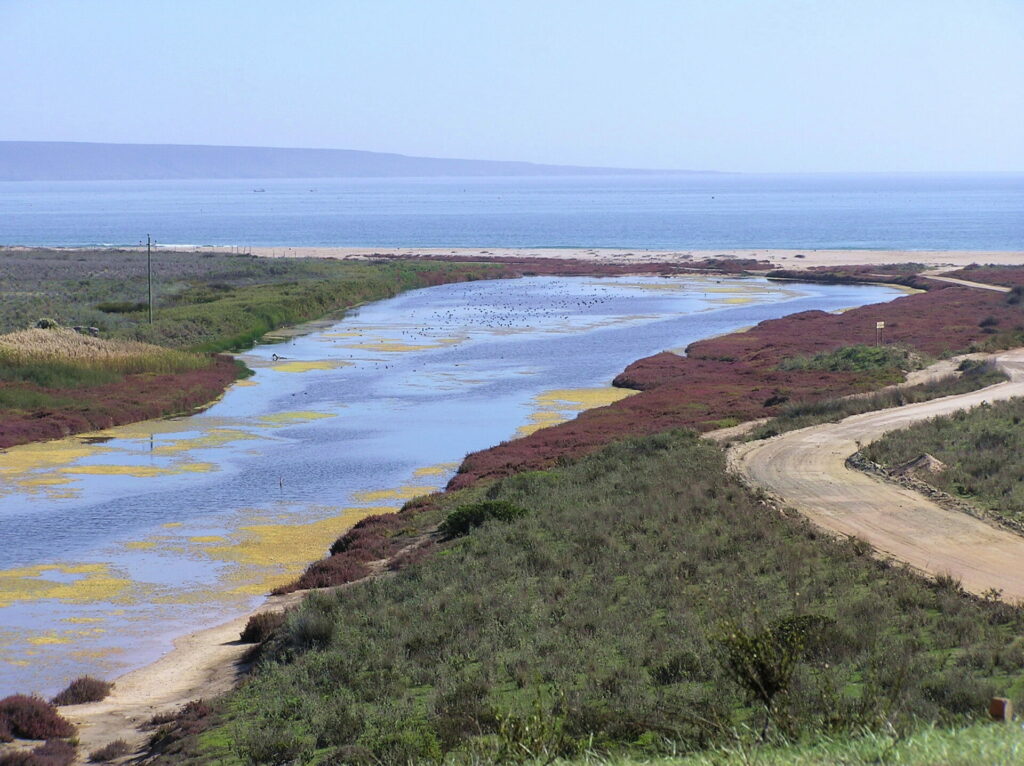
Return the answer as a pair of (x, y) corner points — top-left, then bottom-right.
(0, 248), (504, 352)
(170, 431), (1024, 765)
(864, 396), (1024, 524)
(439, 500), (530, 538)
(749, 360), (1007, 440)
(779, 344), (925, 374)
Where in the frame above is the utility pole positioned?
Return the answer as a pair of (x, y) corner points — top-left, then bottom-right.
(147, 234), (154, 324)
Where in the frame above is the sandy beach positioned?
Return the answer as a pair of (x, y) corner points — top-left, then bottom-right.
(153, 245), (1024, 271)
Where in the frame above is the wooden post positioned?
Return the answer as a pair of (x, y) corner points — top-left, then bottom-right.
(989, 697), (1014, 722)
(147, 234), (153, 324)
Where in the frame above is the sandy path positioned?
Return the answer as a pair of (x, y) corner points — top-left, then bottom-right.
(140, 245), (1024, 271)
(729, 349), (1024, 600)
(61, 590), (306, 762)
(920, 272), (1013, 292)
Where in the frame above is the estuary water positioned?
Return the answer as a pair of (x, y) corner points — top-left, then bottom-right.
(1, 173), (1022, 250)
(0, 275), (903, 695)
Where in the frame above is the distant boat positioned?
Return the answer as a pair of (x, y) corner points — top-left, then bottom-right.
(252, 188), (266, 193)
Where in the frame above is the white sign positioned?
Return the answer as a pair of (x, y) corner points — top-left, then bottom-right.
(876, 321), (885, 330)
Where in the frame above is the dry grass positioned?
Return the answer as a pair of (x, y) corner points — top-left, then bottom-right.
(0, 329), (209, 377)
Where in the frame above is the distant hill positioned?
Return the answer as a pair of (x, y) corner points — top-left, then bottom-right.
(0, 141), (702, 181)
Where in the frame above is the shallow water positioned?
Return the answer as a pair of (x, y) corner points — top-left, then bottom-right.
(0, 275), (902, 695)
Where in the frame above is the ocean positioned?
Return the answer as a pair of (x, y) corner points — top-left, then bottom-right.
(1, 173), (1021, 250)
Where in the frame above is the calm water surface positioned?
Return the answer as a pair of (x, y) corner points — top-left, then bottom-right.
(0, 275), (903, 695)
(1, 173), (1021, 250)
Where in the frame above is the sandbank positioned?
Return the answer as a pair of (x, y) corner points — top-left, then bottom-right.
(155, 245), (1024, 271)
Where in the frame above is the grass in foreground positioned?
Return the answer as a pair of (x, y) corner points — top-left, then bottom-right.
(864, 396), (1024, 525)
(156, 431), (1024, 765)
(580, 721), (1024, 766)
(748, 360), (1007, 440)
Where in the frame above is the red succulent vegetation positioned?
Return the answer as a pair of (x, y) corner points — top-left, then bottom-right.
(0, 695), (75, 741)
(449, 284), (1024, 488)
(0, 356), (239, 449)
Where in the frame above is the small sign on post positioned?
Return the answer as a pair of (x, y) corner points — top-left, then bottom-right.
(875, 321), (885, 346)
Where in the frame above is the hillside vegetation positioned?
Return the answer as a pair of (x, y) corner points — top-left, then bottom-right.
(749, 359), (1007, 439)
(865, 396), (1024, 525)
(159, 431), (1024, 764)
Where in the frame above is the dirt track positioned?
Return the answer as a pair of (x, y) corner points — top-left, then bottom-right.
(730, 349), (1024, 601)
(59, 589), (307, 763)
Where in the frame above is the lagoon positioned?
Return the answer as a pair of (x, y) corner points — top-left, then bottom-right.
(0, 274), (902, 695)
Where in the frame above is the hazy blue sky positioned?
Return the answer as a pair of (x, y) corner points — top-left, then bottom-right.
(2, 1), (1022, 172)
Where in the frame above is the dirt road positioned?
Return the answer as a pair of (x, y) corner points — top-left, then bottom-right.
(730, 349), (1024, 601)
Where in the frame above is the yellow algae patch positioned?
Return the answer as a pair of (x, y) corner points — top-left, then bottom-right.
(61, 616), (105, 624)
(272, 359), (351, 373)
(321, 331), (364, 338)
(202, 505), (396, 571)
(28, 633), (71, 645)
(0, 441), (110, 497)
(517, 411), (569, 437)
(18, 476), (74, 487)
(233, 379), (259, 387)
(517, 387), (638, 438)
(0, 563), (135, 607)
(718, 296), (756, 305)
(69, 646), (124, 661)
(602, 281), (691, 292)
(123, 541), (158, 550)
(344, 341), (449, 352)
(152, 428), (261, 455)
(535, 387), (637, 411)
(60, 461), (215, 477)
(257, 411), (334, 426)
(189, 535), (228, 544)
(61, 464), (164, 477)
(412, 462), (458, 478)
(162, 522), (183, 528)
(351, 485), (437, 504)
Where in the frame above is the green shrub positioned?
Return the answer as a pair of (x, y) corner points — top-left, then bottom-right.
(87, 739), (130, 762)
(239, 612), (286, 644)
(95, 301), (146, 314)
(780, 344), (924, 373)
(439, 500), (529, 538)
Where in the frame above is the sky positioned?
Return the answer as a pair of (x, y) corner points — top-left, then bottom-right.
(1, 0), (1022, 172)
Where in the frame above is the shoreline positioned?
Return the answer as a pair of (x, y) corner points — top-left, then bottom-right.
(133, 245), (1024, 270)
